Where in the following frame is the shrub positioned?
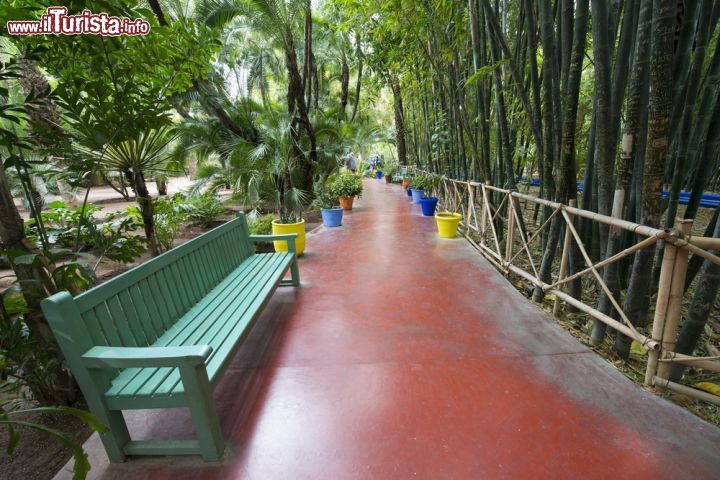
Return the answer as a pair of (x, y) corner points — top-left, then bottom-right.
(26, 201), (146, 266)
(153, 194), (194, 252)
(329, 174), (363, 198)
(248, 214), (273, 235)
(184, 195), (227, 226)
(409, 174), (441, 193)
(311, 180), (339, 210)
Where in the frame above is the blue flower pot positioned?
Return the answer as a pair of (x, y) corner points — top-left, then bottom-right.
(419, 197), (439, 216)
(406, 188), (413, 197)
(411, 188), (425, 204)
(375, 171), (383, 179)
(321, 207), (343, 227)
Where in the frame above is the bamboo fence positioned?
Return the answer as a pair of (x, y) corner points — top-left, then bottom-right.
(409, 167), (720, 406)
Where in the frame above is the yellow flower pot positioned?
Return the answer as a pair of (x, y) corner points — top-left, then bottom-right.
(272, 219), (306, 256)
(434, 212), (463, 238)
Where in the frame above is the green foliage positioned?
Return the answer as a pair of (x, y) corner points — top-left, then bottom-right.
(247, 214), (273, 235)
(0, 402), (107, 480)
(408, 174), (441, 193)
(311, 179), (339, 210)
(329, 174), (363, 198)
(153, 193), (228, 250)
(26, 201), (147, 267)
(384, 164), (399, 176)
(183, 195), (227, 227)
(152, 194), (194, 252)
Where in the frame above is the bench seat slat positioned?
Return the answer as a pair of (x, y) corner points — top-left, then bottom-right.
(105, 253), (293, 400)
(108, 255), (272, 398)
(104, 254), (268, 397)
(115, 253), (290, 398)
(154, 253), (292, 395)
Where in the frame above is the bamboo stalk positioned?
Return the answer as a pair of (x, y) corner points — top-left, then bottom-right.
(506, 264), (659, 351)
(686, 235), (720, 250)
(466, 183), (474, 235)
(652, 376), (720, 407)
(507, 206), (561, 266)
(657, 219), (693, 379)
(481, 185), (503, 258)
(668, 238), (720, 267)
(560, 209), (644, 342)
(645, 233), (678, 386)
(511, 192), (663, 238)
(656, 352), (720, 372)
(480, 183), (488, 246)
(546, 235), (660, 291)
(505, 193), (515, 264)
(513, 202), (540, 278)
(465, 233), (507, 271)
(554, 200), (576, 316)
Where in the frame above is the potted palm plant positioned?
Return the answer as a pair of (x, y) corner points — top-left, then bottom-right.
(330, 174), (363, 210)
(408, 176), (427, 204)
(231, 109), (309, 255)
(384, 164), (398, 183)
(418, 174), (441, 216)
(313, 180), (343, 227)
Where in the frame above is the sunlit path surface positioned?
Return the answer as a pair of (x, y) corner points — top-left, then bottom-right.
(57, 179), (720, 480)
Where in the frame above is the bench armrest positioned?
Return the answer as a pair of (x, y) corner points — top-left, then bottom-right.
(81, 345), (212, 369)
(248, 233), (298, 243)
(249, 234), (298, 253)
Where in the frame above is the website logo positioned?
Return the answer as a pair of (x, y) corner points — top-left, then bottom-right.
(6, 7), (151, 36)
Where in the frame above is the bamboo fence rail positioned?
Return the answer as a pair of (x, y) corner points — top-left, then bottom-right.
(409, 167), (720, 406)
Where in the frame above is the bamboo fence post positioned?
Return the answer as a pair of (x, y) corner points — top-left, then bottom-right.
(467, 183), (474, 235)
(480, 183), (489, 246)
(644, 229), (678, 385)
(553, 200), (576, 316)
(657, 219), (693, 380)
(505, 192), (515, 265)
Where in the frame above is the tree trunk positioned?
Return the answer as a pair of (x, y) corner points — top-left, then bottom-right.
(0, 156), (77, 405)
(390, 78), (408, 166)
(590, 0), (615, 254)
(133, 169), (158, 256)
(340, 51), (349, 114)
(620, 0), (677, 359)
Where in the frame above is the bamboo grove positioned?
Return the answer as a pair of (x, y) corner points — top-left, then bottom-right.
(332, 0), (720, 365)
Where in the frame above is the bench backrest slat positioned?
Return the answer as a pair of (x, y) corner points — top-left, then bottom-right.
(72, 214), (254, 348)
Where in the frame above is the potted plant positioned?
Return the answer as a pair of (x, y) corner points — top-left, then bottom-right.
(330, 174), (363, 210)
(408, 176), (427, 204)
(402, 176), (412, 189)
(435, 212), (463, 238)
(418, 174), (441, 216)
(313, 181), (343, 227)
(384, 164), (398, 183)
(232, 110), (308, 256)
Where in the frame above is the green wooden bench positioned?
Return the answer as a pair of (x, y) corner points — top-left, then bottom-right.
(41, 213), (300, 462)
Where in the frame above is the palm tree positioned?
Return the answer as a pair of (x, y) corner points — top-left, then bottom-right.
(197, 0), (318, 191)
(229, 108), (310, 221)
(75, 128), (180, 256)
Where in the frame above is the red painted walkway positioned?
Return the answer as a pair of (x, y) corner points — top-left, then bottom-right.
(58, 180), (720, 480)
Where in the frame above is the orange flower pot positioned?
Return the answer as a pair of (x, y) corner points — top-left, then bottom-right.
(338, 196), (355, 210)
(402, 178), (411, 189)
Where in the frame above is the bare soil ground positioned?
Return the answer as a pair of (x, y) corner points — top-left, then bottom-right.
(0, 408), (91, 480)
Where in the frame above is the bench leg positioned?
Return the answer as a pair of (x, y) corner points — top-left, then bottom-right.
(180, 365), (225, 461)
(86, 371), (130, 462)
(289, 257), (300, 287)
(97, 409), (131, 462)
